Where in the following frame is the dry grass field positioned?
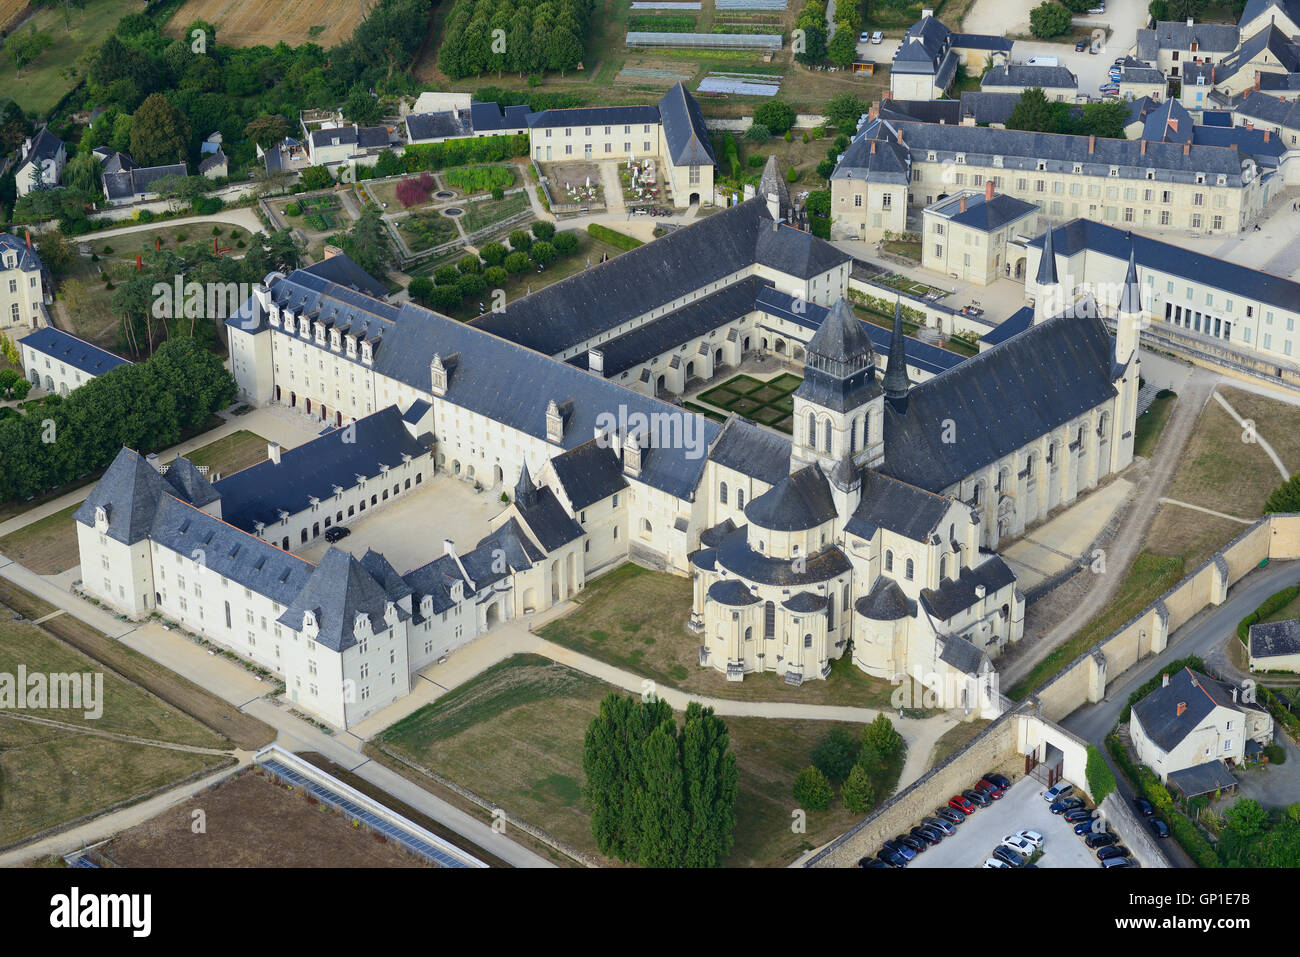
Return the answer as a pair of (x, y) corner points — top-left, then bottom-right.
(101, 769), (430, 867)
(163, 0), (366, 49)
(0, 502), (82, 575)
(0, 0), (30, 32)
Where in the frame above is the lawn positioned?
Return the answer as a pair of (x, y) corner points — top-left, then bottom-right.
(183, 429), (269, 479)
(538, 563), (905, 708)
(99, 769), (429, 867)
(399, 212), (461, 253)
(882, 241), (922, 262)
(375, 652), (869, 867)
(460, 192), (531, 234)
(928, 718), (991, 767)
(694, 372), (801, 434)
(0, 502), (82, 575)
(1133, 390), (1177, 458)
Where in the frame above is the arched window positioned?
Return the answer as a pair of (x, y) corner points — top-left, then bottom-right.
(719, 481), (728, 504)
(972, 482), (982, 507)
(1099, 412), (1110, 439)
(1025, 454), (1035, 479)
(905, 558), (915, 580)
(827, 601), (835, 629)
(884, 549), (893, 572)
(642, 518), (652, 533)
(764, 601), (775, 638)
(807, 412), (816, 446)
(744, 626), (753, 641)
(823, 418), (833, 453)
(737, 489), (745, 508)
(939, 554), (948, 580)
(850, 419), (857, 454)
(804, 634), (813, 648)
(948, 523), (954, 542)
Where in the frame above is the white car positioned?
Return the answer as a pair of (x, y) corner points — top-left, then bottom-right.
(871, 31), (884, 44)
(1017, 829), (1045, 848)
(1001, 834), (1036, 856)
(982, 857), (1010, 868)
(859, 32), (870, 43)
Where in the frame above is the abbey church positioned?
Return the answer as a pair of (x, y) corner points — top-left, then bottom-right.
(74, 139), (1143, 727)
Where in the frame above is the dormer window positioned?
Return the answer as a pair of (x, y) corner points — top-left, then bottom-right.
(361, 341), (373, 365)
(1036, 160), (1046, 171)
(992, 155), (1004, 168)
(1195, 172), (1205, 184)
(94, 505), (109, 531)
(1146, 169), (1155, 180)
(927, 151), (936, 162)
(1216, 174), (1226, 185)
(346, 334), (357, 357)
(1109, 166), (1119, 176)
(955, 153), (965, 164)
(1072, 163), (1082, 174)
(314, 321), (326, 344)
(330, 329), (340, 350)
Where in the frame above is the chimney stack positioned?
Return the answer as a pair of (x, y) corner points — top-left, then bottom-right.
(1088, 134), (1095, 154)
(443, 538), (456, 557)
(871, 141), (877, 154)
(1176, 701), (1187, 716)
(1183, 141), (1191, 154)
(985, 179), (995, 201)
(1140, 139), (1147, 155)
(1187, 16), (1194, 26)
(1265, 129), (1271, 141)
(267, 442), (281, 465)
(959, 194), (968, 213)
(24, 229), (31, 250)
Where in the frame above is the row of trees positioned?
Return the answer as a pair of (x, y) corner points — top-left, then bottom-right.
(793, 714), (906, 814)
(439, 0), (593, 79)
(0, 337), (234, 503)
(409, 221), (578, 311)
(1007, 88), (1131, 139)
(583, 693), (738, 867)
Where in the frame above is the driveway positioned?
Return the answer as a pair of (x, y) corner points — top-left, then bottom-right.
(908, 776), (1101, 868)
(1230, 731), (1300, 808)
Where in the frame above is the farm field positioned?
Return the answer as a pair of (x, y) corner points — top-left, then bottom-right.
(163, 0), (365, 49)
(99, 769), (430, 867)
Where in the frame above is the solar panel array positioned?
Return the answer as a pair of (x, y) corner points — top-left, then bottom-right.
(626, 31), (784, 50)
(260, 758), (481, 869)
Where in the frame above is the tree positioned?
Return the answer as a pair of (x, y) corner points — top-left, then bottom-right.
(811, 726), (860, 783)
(36, 232), (73, 274)
(828, 28), (858, 70)
(841, 764), (876, 814)
(479, 241), (508, 266)
(530, 240), (556, 265)
(1007, 87), (1072, 134)
(754, 100), (796, 136)
(552, 231), (578, 255)
(345, 87), (382, 126)
(245, 114), (291, 148)
(531, 220), (556, 240)
(1224, 797), (1268, 842)
(430, 284), (462, 310)
(743, 123), (771, 142)
(503, 251), (530, 273)
(508, 229), (533, 252)
(9, 25), (54, 77)
(130, 93), (190, 167)
(301, 166), (334, 191)
(863, 713), (903, 758)
(635, 720), (689, 867)
(1265, 474), (1300, 514)
(793, 766), (832, 811)
(680, 702), (738, 868)
(1029, 2), (1073, 39)
(794, 22), (827, 66)
(62, 152), (101, 194)
(1059, 0), (1093, 10)
(1148, 0), (1169, 19)
(1075, 100), (1130, 139)
(457, 254), (481, 274)
(785, 165), (798, 184)
(338, 206), (395, 278)
(407, 275), (434, 304)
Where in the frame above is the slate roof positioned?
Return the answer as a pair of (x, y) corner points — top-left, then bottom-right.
(939, 635), (987, 675)
(0, 232), (43, 273)
(19, 327), (130, 377)
(73, 448), (169, 545)
(469, 102), (534, 132)
(709, 579), (760, 605)
(714, 525), (852, 586)
(1216, 23), (1300, 84)
(878, 99), (963, 125)
(981, 64), (1077, 90)
(515, 487), (585, 552)
(1236, 89), (1300, 127)
(708, 415), (791, 486)
(548, 439), (628, 510)
(1132, 667), (1243, 752)
(1249, 618), (1300, 658)
(357, 126), (392, 150)
(951, 33), (1013, 51)
(658, 83), (717, 167)
(1167, 760), (1238, 797)
(403, 553), (472, 617)
(310, 126), (358, 149)
(103, 162), (188, 201)
(879, 307), (1118, 493)
(213, 406), (428, 533)
(957, 91), (1024, 126)
(472, 198), (846, 356)
(162, 456), (220, 508)
(744, 464), (837, 532)
(979, 305), (1033, 347)
(527, 105), (661, 129)
(278, 547), (404, 652)
(1028, 217), (1300, 317)
(783, 591), (827, 612)
(855, 577), (916, 621)
(832, 120), (911, 185)
(1119, 59), (1166, 85)
(840, 117), (1248, 185)
(405, 110), (470, 142)
(846, 470), (952, 542)
(1141, 98), (1193, 144)
(359, 548), (414, 602)
(929, 191), (1038, 231)
(197, 149), (227, 175)
(1147, 20), (1239, 52)
(19, 128), (62, 170)
(473, 518), (545, 579)
(921, 555), (1017, 621)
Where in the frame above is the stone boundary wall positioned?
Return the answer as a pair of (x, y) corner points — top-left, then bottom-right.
(1100, 792), (1169, 868)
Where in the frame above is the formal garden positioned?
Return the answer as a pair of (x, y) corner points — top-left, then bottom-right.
(692, 372), (803, 433)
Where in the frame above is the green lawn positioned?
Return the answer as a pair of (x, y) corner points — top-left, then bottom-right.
(694, 372), (801, 434)
(1134, 391), (1177, 459)
(184, 429), (268, 478)
(0, 502), (82, 575)
(460, 192), (531, 234)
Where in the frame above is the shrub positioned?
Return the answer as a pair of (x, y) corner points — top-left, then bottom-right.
(785, 165), (798, 183)
(552, 231), (578, 255)
(531, 220), (556, 240)
(285, 201), (302, 216)
(1265, 742), (1287, 765)
(101, 245), (113, 254)
(811, 726), (860, 783)
(1238, 584), (1300, 642)
(784, 130), (794, 142)
(508, 229), (533, 252)
(747, 154), (767, 168)
(743, 123), (770, 142)
(136, 210), (154, 223)
(587, 223), (643, 250)
(816, 159), (836, 180)
(211, 226), (221, 235)
(530, 240), (556, 265)
(491, 186), (504, 200)
(801, 132), (809, 143)
(1085, 745), (1116, 804)
(792, 766), (832, 811)
(504, 251), (531, 273)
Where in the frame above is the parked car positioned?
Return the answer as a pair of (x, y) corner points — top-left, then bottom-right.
(1150, 818), (1171, 839)
(859, 31), (871, 43)
(1017, 829), (1044, 848)
(937, 805), (966, 825)
(992, 845), (1026, 867)
(985, 772), (1012, 790)
(1088, 2), (1105, 13)
(1134, 798), (1155, 817)
(1049, 797), (1084, 814)
(912, 825), (943, 845)
(949, 795), (976, 816)
(878, 847), (909, 867)
(925, 816), (956, 836)
(1099, 83), (1120, 93)
(1101, 88), (1120, 97)
(1075, 38), (1088, 51)
(871, 31), (884, 43)
(1086, 832), (1119, 849)
(1114, 57), (1125, 66)
(324, 526), (351, 543)
(964, 788), (992, 808)
(976, 779), (1004, 800)
(1001, 834), (1035, 856)
(1064, 808), (1096, 824)
(1044, 782), (1074, 802)
(1074, 820), (1101, 836)
(982, 857), (1011, 868)
(881, 840), (916, 862)
(1090, 42), (1102, 54)
(896, 834), (926, 853)
(1102, 856), (1136, 868)
(858, 856), (891, 868)
(1097, 845), (1131, 861)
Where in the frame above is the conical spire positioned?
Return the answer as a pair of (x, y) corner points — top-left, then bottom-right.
(759, 154), (791, 222)
(1035, 225), (1058, 287)
(1117, 239), (1142, 315)
(514, 461), (537, 508)
(807, 297), (875, 366)
(882, 300), (911, 402)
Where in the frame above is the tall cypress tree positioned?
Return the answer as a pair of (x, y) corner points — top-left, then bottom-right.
(635, 718), (688, 868)
(582, 692), (627, 858)
(680, 702), (738, 868)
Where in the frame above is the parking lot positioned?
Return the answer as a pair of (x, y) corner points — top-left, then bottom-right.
(906, 778), (1102, 868)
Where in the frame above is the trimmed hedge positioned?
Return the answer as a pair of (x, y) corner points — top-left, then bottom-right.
(587, 223), (643, 251)
(1107, 732), (1220, 868)
(1237, 582), (1300, 643)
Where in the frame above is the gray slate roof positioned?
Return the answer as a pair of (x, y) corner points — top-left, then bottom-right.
(469, 102), (534, 132)
(19, 327), (130, 377)
(981, 64), (1077, 90)
(658, 83), (717, 167)
(712, 525), (852, 586)
(103, 161), (187, 201)
(846, 470), (952, 542)
(1249, 618), (1300, 658)
(163, 456), (220, 508)
(939, 635), (987, 675)
(709, 579), (760, 605)
(708, 415), (791, 486)
(743, 464), (837, 532)
(278, 546), (404, 652)
(73, 448), (168, 545)
(855, 577), (916, 621)
(0, 232), (43, 273)
(1147, 20), (1239, 52)
(548, 439), (628, 510)
(1167, 760), (1237, 797)
(406, 110), (470, 142)
(930, 191), (1038, 231)
(1132, 667), (1242, 752)
(527, 105), (661, 129)
(921, 555), (1017, 621)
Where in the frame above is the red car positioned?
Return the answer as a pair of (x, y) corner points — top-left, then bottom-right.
(948, 794), (976, 815)
(976, 778), (1004, 800)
